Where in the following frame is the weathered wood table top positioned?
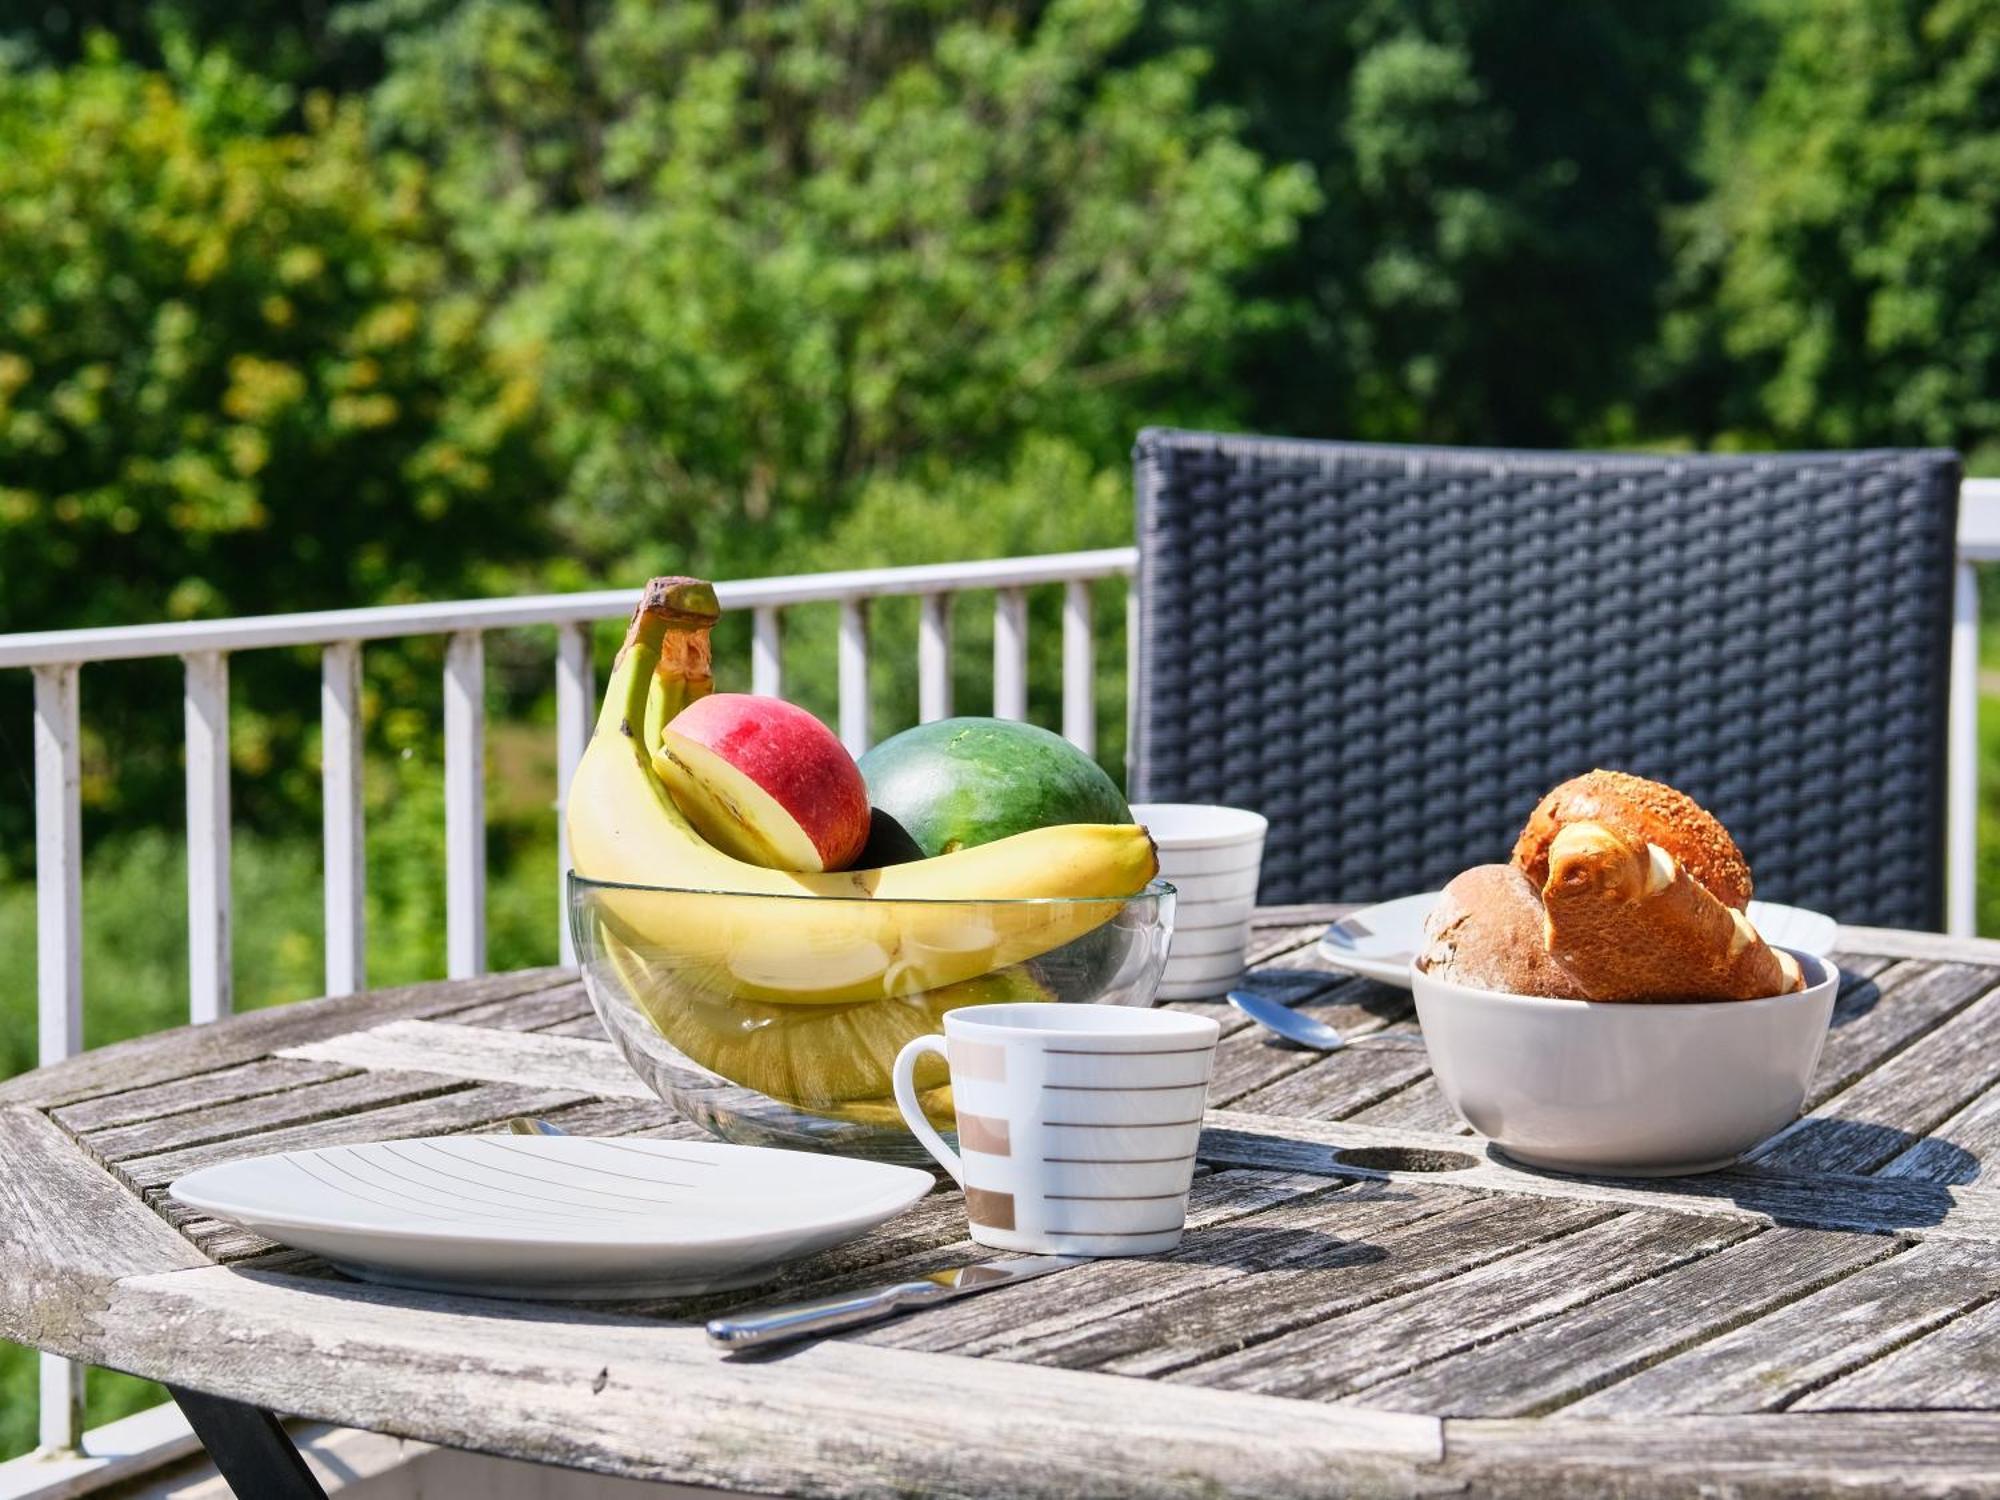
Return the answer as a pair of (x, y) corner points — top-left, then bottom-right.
(8, 909), (2000, 1498)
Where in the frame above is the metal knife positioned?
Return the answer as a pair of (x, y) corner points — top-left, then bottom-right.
(705, 1254), (1085, 1350)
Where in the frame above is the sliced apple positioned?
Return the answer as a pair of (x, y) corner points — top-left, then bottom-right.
(652, 693), (871, 872)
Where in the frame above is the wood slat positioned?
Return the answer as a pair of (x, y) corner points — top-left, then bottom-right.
(151, 1199), (284, 1264)
(1242, 923), (1335, 967)
(1881, 1078), (2000, 1183)
(1824, 952), (1902, 982)
(1750, 975), (2000, 1175)
(1229, 1037), (1433, 1121)
(537, 1013), (612, 1039)
(1358, 1226), (1900, 1416)
(279, 1019), (652, 1100)
(76, 1264), (1442, 1497)
(528, 1097), (689, 1137)
(1084, 1193), (1619, 1381)
(51, 1057), (351, 1134)
(1837, 926), (2000, 966)
(1175, 1209), (1752, 1401)
(0, 968), (572, 1109)
(1796, 1293), (2000, 1410)
(1198, 1109), (2000, 1242)
(114, 1081), (588, 1192)
(1568, 1239), (1998, 1415)
(81, 1068), (477, 1164)
(1344, 1077), (1475, 1135)
(1803, 960), (2000, 1111)
(0, 1107), (209, 1353)
(681, 1171), (1341, 1331)
(859, 1176), (1447, 1361)
(1441, 1412), (2000, 1500)
(437, 982), (594, 1034)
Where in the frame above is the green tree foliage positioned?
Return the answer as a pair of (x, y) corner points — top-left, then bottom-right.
(1653, 0), (2000, 464)
(0, 41), (553, 840)
(352, 0), (1319, 580)
(1155, 0), (1719, 445)
(0, 45), (546, 634)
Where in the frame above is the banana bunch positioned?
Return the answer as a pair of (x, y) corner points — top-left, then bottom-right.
(565, 578), (1158, 1007)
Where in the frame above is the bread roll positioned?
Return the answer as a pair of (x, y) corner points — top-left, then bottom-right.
(1540, 821), (1801, 1002)
(1420, 864), (1588, 999)
(1513, 769), (1753, 910)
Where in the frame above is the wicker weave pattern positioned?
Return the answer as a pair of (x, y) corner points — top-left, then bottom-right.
(1132, 430), (1962, 929)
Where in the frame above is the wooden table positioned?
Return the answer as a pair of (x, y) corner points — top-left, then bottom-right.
(7, 909), (2000, 1498)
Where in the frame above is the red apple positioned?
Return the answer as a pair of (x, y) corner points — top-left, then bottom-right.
(653, 694), (871, 872)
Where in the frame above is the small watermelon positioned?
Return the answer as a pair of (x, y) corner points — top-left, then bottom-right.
(858, 717), (1131, 858)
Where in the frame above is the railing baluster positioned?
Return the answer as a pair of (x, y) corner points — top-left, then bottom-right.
(321, 643), (366, 996)
(1061, 581), (1095, 755)
(33, 662), (85, 1457)
(444, 630), (487, 977)
(183, 652), (232, 1023)
(33, 664), (82, 1062)
(1949, 561), (1980, 936)
(839, 599), (870, 755)
(994, 587), (1028, 720)
(752, 607), (782, 698)
(554, 623), (592, 966)
(38, 1356), (83, 1460)
(919, 594), (952, 723)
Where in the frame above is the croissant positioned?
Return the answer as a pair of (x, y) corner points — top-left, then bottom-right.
(1538, 822), (1802, 1002)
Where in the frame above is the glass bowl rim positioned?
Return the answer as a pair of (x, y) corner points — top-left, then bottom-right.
(567, 872), (1176, 908)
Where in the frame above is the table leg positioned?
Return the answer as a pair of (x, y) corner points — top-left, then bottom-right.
(168, 1385), (330, 1499)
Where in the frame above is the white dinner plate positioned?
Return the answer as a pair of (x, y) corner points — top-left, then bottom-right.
(1315, 893), (1839, 990)
(170, 1136), (932, 1300)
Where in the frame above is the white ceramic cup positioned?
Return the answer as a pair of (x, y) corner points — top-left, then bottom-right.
(1129, 803), (1268, 1001)
(891, 1003), (1220, 1255)
(1410, 949), (1839, 1177)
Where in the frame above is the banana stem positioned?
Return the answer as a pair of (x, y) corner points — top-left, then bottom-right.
(602, 577), (721, 744)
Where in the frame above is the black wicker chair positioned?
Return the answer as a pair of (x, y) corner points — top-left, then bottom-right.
(1130, 430), (1962, 930)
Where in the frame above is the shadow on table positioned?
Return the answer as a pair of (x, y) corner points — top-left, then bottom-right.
(1738, 1118), (1980, 1188)
(1828, 964), (1883, 1028)
(1482, 1118), (1976, 1233)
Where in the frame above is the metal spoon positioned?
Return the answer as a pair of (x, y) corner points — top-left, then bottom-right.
(505, 1116), (570, 1136)
(1226, 988), (1349, 1051)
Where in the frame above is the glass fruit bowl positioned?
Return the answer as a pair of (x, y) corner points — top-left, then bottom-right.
(569, 874), (1176, 1163)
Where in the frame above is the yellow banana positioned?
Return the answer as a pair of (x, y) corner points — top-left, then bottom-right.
(566, 578), (1158, 1004)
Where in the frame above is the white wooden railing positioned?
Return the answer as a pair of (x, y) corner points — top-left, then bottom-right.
(6, 478), (2000, 1491)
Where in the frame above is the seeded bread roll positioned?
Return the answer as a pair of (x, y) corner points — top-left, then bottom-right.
(1540, 822), (1802, 1002)
(1513, 769), (1753, 911)
(1420, 864), (1589, 999)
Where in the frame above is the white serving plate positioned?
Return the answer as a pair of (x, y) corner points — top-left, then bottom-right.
(171, 1136), (932, 1300)
(1316, 892), (1839, 990)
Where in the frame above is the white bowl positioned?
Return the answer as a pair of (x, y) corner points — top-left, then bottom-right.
(1409, 949), (1838, 1177)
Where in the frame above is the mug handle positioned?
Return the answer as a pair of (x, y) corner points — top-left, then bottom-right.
(891, 1035), (964, 1187)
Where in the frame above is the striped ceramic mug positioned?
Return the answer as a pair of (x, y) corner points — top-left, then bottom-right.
(891, 1003), (1221, 1256)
